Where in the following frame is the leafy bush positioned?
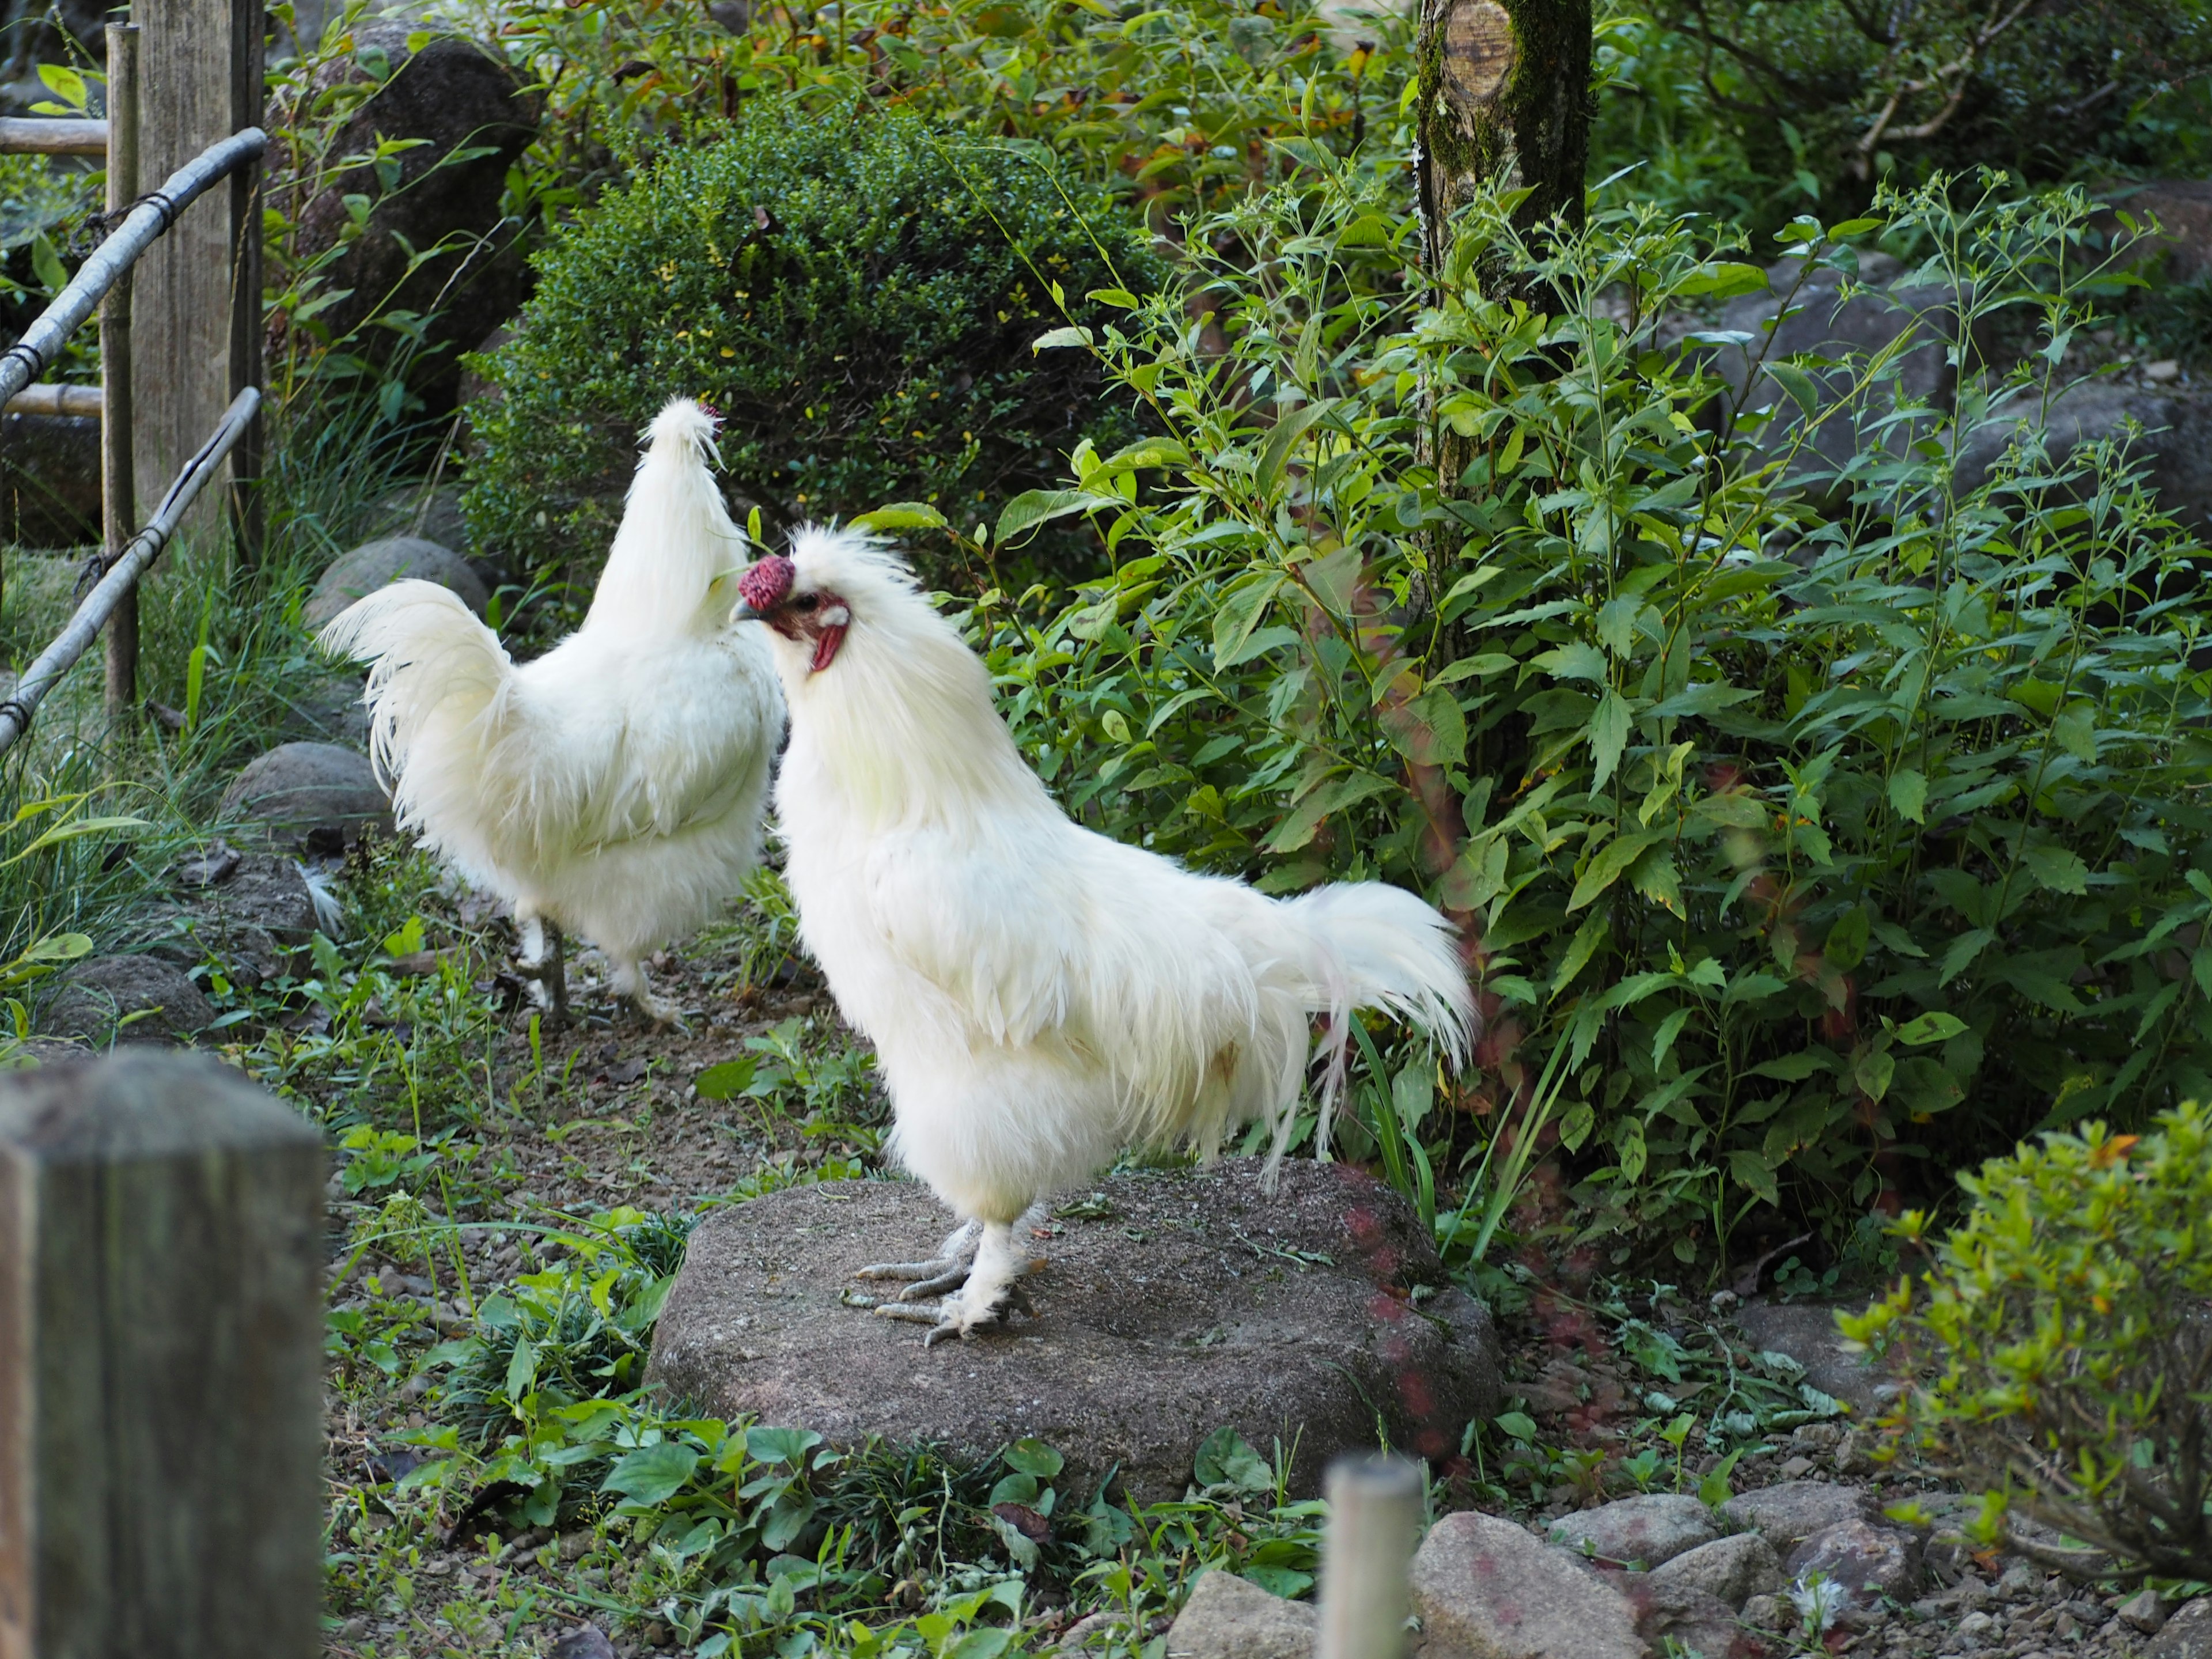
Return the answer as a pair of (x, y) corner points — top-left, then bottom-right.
(939, 166), (2211, 1265)
(462, 100), (1164, 594)
(1845, 1103), (2212, 1581)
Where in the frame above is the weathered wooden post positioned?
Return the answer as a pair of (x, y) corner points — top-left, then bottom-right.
(101, 21), (140, 721)
(1313, 1455), (1423, 1659)
(135, 0), (263, 566)
(0, 1052), (323, 1659)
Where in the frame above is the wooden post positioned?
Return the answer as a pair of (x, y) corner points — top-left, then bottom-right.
(0, 1052), (324, 1659)
(1314, 1455), (1422, 1659)
(134, 0), (263, 569)
(101, 22), (139, 722)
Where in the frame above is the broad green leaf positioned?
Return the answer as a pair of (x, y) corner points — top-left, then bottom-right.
(1892, 1011), (1967, 1046)
(1767, 361), (1822, 416)
(1853, 1047), (1895, 1101)
(1383, 686), (1467, 768)
(2052, 704), (2096, 763)
(1888, 767), (1927, 824)
(1588, 691), (1633, 790)
(1729, 1149), (1779, 1207)
(745, 1426), (824, 1466)
(851, 501), (948, 533)
(1254, 402), (1327, 496)
(21, 932), (93, 963)
(1677, 261), (1770, 300)
(1212, 571), (1286, 670)
(693, 1057), (757, 1100)
(1568, 828), (1668, 912)
(995, 488), (1094, 547)
(1891, 1056), (1963, 1117)
(1193, 1427), (1271, 1494)
(4, 815), (150, 865)
(1823, 908), (1869, 972)
(1264, 770), (1395, 853)
(1031, 325), (1093, 351)
(2021, 844), (2089, 897)
(1532, 641), (1607, 684)
(1003, 1438), (1063, 1479)
(1938, 929), (1994, 987)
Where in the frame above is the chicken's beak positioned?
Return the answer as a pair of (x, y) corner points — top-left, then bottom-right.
(731, 601), (762, 624)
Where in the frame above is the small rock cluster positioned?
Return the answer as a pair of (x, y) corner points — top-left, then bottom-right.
(1161, 1475), (2193, 1658)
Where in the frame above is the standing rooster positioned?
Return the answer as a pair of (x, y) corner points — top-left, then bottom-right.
(320, 400), (784, 1023)
(736, 529), (1475, 1344)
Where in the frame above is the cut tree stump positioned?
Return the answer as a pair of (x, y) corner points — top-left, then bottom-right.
(647, 1157), (1501, 1502)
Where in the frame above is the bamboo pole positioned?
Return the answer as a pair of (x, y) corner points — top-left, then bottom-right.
(102, 22), (139, 722)
(0, 118), (108, 155)
(0, 388), (259, 757)
(3, 384), (101, 418)
(1314, 1456), (1422, 1659)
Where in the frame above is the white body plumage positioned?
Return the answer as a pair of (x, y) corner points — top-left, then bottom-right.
(745, 528), (1475, 1336)
(319, 400), (785, 1017)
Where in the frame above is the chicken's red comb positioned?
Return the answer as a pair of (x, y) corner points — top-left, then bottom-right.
(737, 555), (794, 613)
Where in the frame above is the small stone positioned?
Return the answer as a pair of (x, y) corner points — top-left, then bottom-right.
(1649, 1532), (1785, 1608)
(2150, 1599), (2212, 1658)
(220, 742), (391, 849)
(1164, 1571), (1315, 1659)
(1997, 1562), (2041, 1599)
(550, 1627), (617, 1659)
(1790, 1423), (1844, 1454)
(1723, 1480), (1873, 1549)
(1547, 1494), (1719, 1568)
(1780, 1455), (1816, 1479)
(43, 955), (211, 1044)
(1621, 1580), (1751, 1659)
(305, 534), (489, 628)
(1785, 1520), (1923, 1605)
(2120, 1590), (2170, 1635)
(1742, 1592), (1785, 1631)
(2145, 359), (2182, 382)
(1410, 1511), (1643, 1659)
(1954, 1609), (1998, 1648)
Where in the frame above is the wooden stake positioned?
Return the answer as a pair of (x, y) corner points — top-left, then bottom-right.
(101, 22), (139, 722)
(0, 1052), (324, 1659)
(1315, 1455), (1423, 1659)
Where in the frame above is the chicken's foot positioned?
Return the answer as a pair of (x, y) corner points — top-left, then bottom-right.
(853, 1213), (1047, 1345)
(609, 957), (684, 1029)
(513, 916), (569, 1027)
(854, 1219), (979, 1301)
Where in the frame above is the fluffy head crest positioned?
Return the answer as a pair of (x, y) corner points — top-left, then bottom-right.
(738, 555), (795, 613)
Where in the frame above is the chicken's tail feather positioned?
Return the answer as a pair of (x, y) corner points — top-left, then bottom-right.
(1265, 882), (1477, 1188)
(316, 579), (517, 848)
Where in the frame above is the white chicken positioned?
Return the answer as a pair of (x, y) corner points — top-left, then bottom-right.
(736, 529), (1476, 1343)
(320, 399), (785, 1023)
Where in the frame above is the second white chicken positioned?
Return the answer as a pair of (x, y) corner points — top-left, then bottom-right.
(320, 399), (784, 1022)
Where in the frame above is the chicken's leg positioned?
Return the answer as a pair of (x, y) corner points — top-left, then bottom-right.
(609, 955), (683, 1028)
(514, 914), (570, 1026)
(853, 1210), (1044, 1346)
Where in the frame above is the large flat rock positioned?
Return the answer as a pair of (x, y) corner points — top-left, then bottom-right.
(647, 1158), (1501, 1503)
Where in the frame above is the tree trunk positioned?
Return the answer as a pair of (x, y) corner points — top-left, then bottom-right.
(1414, 0), (1593, 280)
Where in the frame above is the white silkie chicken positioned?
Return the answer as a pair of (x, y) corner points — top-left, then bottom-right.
(320, 399), (785, 1023)
(735, 529), (1476, 1343)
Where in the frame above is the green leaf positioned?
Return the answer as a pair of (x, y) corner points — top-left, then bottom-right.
(1254, 403), (1327, 496)
(1085, 286), (1139, 308)
(1891, 1055), (1963, 1117)
(1767, 361), (1822, 416)
(1588, 691), (1632, 790)
(1383, 687), (1467, 768)
(995, 488), (1094, 547)
(1677, 261), (1770, 300)
(29, 232), (65, 296)
(1938, 929), (1994, 987)
(1494, 1411), (1539, 1442)
(1003, 1438), (1063, 1479)
(1698, 1448), (1743, 1508)
(4, 815), (150, 865)
(693, 1057), (757, 1100)
(1532, 641), (1608, 684)
(1853, 1047), (1895, 1102)
(1264, 771), (1395, 853)
(2052, 704), (2096, 763)
(21, 932), (93, 964)
(851, 501), (949, 533)
(1729, 1149), (1779, 1207)
(504, 1336), (538, 1404)
(2021, 844), (2089, 897)
(1212, 572), (1287, 670)
(1031, 324), (1093, 351)
(1193, 1427), (1272, 1495)
(1888, 767), (1927, 824)
(1568, 829), (1668, 912)
(745, 1426), (824, 1466)
(1823, 908), (1869, 972)
(1892, 1012), (1966, 1046)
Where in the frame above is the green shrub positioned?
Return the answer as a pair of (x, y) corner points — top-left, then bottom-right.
(462, 101), (1164, 595)
(1845, 1103), (2212, 1581)
(931, 167), (2211, 1264)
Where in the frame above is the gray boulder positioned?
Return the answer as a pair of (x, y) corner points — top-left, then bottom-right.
(220, 743), (390, 849)
(2151, 1597), (2212, 1658)
(1719, 1482), (1873, 1550)
(1649, 1532), (1784, 1609)
(1164, 1571), (1314, 1659)
(1782, 1518), (1922, 1607)
(1706, 254), (1959, 484)
(1951, 378), (2212, 536)
(1733, 1300), (1900, 1416)
(305, 534), (489, 628)
(2096, 180), (2212, 285)
(43, 956), (211, 1045)
(272, 22), (540, 418)
(647, 1158), (1502, 1505)
(176, 853), (325, 986)
(1620, 1577), (1772, 1658)
(1548, 1493), (1718, 1569)
(1408, 1511), (1643, 1659)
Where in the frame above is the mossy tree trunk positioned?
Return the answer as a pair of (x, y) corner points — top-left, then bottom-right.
(1414, 0), (1593, 282)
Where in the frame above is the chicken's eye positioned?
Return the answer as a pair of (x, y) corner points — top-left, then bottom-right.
(794, 593), (821, 613)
